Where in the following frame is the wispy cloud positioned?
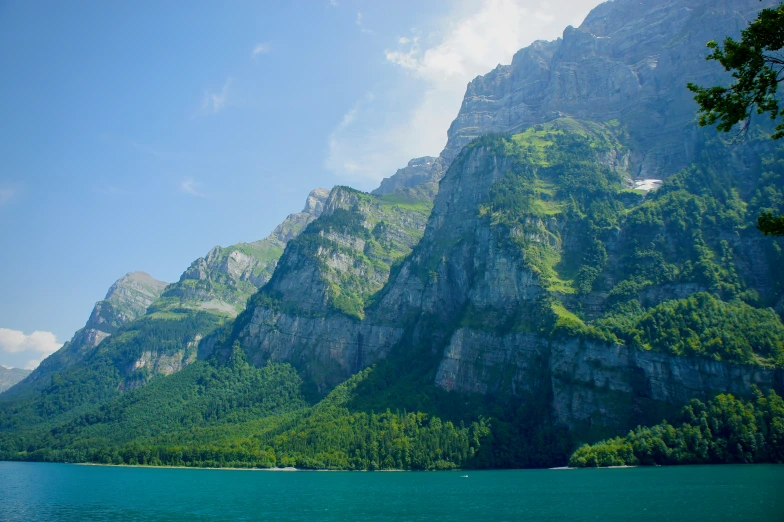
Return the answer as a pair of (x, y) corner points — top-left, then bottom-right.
(251, 42), (271, 58)
(0, 188), (16, 207)
(325, 0), (599, 186)
(330, 0), (339, 7)
(179, 178), (205, 197)
(326, 92), (380, 180)
(356, 11), (373, 34)
(0, 328), (63, 370)
(201, 78), (232, 114)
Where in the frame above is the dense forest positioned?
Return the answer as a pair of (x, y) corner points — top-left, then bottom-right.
(569, 389), (784, 467)
(0, 347), (491, 470)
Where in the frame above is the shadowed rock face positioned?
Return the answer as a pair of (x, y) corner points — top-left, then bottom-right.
(435, 328), (783, 435)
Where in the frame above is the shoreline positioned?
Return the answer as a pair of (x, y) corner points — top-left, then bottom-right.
(3, 461), (770, 472)
(75, 463), (411, 472)
(75, 462), (637, 472)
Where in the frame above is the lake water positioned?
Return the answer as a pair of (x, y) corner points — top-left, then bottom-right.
(0, 462), (782, 521)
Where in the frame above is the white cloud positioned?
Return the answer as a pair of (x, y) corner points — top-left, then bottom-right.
(252, 42), (271, 58)
(201, 78), (232, 113)
(0, 328), (62, 369)
(330, 0), (339, 6)
(0, 188), (16, 206)
(356, 11), (373, 35)
(325, 0), (601, 186)
(24, 359), (43, 370)
(179, 178), (205, 197)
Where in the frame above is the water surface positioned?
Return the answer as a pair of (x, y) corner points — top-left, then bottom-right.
(0, 462), (782, 521)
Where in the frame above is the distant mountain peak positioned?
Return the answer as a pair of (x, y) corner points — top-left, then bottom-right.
(0, 366), (31, 393)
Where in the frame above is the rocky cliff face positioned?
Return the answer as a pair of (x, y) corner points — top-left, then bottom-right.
(436, 328), (784, 436)
(376, 0), (778, 195)
(269, 187), (330, 246)
(86, 272), (169, 344)
(4, 0), (782, 454)
(372, 157), (444, 197)
(232, 185), (433, 390)
(118, 187), (331, 388)
(159, 188), (330, 316)
(442, 0), (778, 179)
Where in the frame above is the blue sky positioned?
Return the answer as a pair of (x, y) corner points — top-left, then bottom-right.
(0, 0), (601, 369)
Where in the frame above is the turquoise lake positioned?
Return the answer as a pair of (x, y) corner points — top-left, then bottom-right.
(0, 462), (782, 521)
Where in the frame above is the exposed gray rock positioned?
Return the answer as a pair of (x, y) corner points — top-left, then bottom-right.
(59, 271), (167, 355)
(434, 327), (783, 435)
(437, 0), (777, 179)
(270, 188), (330, 246)
(372, 157), (445, 196)
(160, 188), (330, 315)
(373, 0), (775, 202)
(236, 110), (783, 433)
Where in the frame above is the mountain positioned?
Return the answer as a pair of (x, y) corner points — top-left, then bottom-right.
(229, 0), (784, 408)
(5, 271), (168, 397)
(0, 188), (327, 406)
(53, 271), (168, 359)
(233, 115), (784, 434)
(1, 0), (783, 469)
(225, 184), (434, 392)
(152, 188), (330, 317)
(0, 367), (30, 393)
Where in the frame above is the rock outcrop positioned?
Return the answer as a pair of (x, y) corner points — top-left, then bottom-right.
(436, 328), (784, 436)
(159, 188), (330, 315)
(28, 272), (168, 378)
(442, 0), (778, 177)
(372, 157), (444, 196)
(269, 188), (330, 246)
